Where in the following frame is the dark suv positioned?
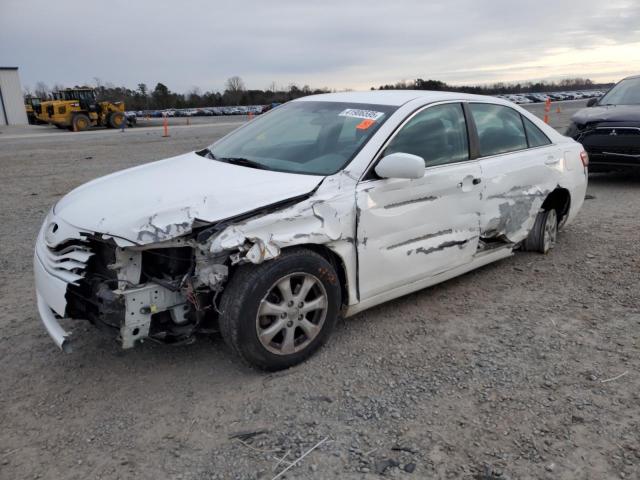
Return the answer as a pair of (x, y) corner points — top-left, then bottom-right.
(566, 75), (640, 171)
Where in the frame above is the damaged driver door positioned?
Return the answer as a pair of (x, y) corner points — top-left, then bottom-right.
(356, 102), (483, 300)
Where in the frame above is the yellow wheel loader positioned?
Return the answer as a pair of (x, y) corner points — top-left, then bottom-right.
(24, 97), (42, 124)
(36, 88), (126, 131)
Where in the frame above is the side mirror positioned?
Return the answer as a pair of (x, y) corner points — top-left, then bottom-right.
(586, 98), (598, 107)
(375, 152), (425, 179)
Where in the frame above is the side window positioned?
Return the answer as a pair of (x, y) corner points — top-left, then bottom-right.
(383, 103), (469, 167)
(469, 103), (528, 156)
(522, 116), (551, 147)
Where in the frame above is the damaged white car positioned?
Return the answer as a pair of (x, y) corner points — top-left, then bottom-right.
(34, 91), (588, 370)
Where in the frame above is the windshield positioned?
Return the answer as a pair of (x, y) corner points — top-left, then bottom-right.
(599, 77), (640, 105)
(208, 101), (397, 175)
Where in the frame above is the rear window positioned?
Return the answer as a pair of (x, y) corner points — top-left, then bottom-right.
(469, 103), (528, 157)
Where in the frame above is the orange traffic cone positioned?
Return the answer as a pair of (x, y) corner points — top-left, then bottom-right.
(162, 116), (170, 137)
(543, 98), (552, 124)
(556, 105), (561, 113)
(248, 112), (254, 121)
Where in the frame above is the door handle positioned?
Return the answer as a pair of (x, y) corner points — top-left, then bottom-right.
(457, 177), (482, 189)
(545, 156), (560, 165)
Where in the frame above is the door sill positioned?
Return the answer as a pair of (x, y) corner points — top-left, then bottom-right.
(346, 245), (513, 317)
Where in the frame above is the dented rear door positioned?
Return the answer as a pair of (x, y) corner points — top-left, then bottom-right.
(467, 103), (560, 244)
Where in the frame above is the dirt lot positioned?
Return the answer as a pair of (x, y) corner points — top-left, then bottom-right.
(1, 102), (638, 480)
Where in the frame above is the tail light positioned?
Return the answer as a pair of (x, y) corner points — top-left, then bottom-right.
(580, 151), (589, 167)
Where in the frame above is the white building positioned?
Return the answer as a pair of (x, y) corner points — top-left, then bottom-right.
(0, 67), (28, 126)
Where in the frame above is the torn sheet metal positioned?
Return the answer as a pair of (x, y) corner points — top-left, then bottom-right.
(209, 172), (356, 260)
(478, 152), (559, 244)
(481, 184), (550, 241)
(205, 171), (360, 304)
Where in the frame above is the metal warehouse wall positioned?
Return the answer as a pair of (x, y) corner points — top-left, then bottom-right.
(0, 68), (28, 126)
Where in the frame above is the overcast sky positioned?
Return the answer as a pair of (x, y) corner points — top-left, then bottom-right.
(1, 0), (639, 94)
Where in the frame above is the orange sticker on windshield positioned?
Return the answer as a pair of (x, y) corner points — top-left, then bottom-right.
(356, 119), (375, 130)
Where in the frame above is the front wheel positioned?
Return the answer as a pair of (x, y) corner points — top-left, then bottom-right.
(71, 114), (90, 132)
(108, 111), (125, 128)
(219, 249), (341, 371)
(523, 208), (557, 253)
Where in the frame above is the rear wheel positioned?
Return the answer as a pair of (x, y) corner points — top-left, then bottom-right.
(71, 114), (90, 132)
(523, 208), (557, 253)
(219, 249), (341, 370)
(108, 111), (125, 129)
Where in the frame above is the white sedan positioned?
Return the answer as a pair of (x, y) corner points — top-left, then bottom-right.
(34, 90), (588, 370)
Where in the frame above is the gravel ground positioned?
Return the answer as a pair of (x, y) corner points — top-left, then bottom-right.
(0, 101), (638, 480)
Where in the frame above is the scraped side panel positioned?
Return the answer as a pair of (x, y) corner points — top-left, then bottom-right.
(478, 147), (560, 243)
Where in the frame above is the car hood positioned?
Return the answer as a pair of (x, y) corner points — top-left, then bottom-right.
(54, 151), (324, 245)
(571, 104), (640, 125)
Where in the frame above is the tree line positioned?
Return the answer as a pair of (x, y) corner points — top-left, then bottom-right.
(27, 76), (331, 110)
(26, 76), (613, 110)
(375, 77), (614, 95)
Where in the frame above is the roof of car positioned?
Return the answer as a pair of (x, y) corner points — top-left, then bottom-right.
(622, 74), (640, 80)
(295, 89), (504, 106)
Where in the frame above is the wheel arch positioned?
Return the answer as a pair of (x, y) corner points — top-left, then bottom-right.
(542, 187), (571, 224)
(280, 244), (350, 308)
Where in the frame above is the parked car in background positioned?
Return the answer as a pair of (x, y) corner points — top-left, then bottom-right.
(35, 90), (588, 370)
(124, 111), (137, 127)
(566, 75), (640, 171)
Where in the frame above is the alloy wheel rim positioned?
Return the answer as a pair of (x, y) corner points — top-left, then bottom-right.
(256, 272), (328, 356)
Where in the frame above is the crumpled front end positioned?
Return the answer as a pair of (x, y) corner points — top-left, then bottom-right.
(34, 210), (210, 351)
(34, 172), (358, 352)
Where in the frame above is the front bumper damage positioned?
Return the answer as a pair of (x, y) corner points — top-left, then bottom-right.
(34, 172), (359, 352)
(33, 214), (202, 351)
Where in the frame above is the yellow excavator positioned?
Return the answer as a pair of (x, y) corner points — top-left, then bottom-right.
(35, 88), (126, 131)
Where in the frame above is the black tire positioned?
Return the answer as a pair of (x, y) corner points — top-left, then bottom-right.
(523, 208), (558, 253)
(219, 249), (341, 371)
(71, 114), (90, 132)
(108, 111), (125, 129)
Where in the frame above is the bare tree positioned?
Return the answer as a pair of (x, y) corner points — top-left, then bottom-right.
(225, 76), (246, 93)
(34, 81), (49, 99)
(224, 76), (245, 105)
